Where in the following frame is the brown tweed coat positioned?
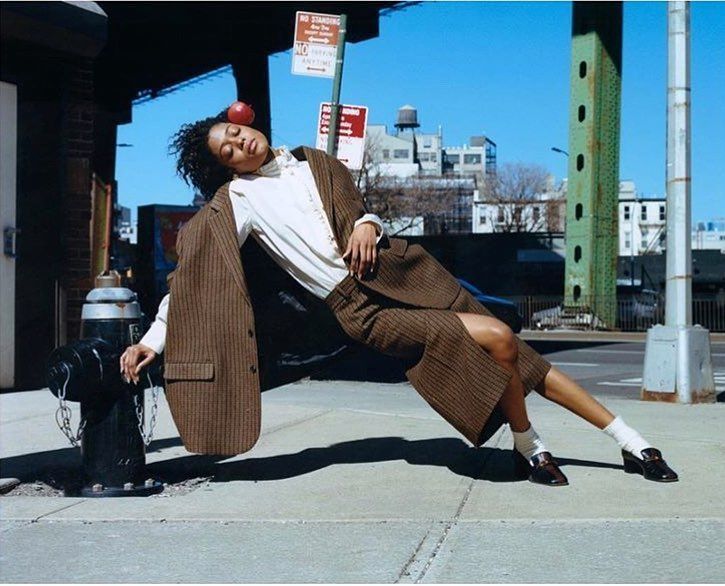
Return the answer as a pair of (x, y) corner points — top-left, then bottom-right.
(164, 146), (551, 455)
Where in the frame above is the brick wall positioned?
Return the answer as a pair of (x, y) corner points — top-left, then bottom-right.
(61, 57), (96, 340)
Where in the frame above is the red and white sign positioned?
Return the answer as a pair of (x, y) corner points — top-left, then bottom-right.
(316, 103), (368, 170)
(292, 11), (341, 78)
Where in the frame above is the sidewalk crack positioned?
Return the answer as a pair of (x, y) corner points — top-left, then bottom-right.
(34, 499), (87, 521)
(410, 427), (505, 584)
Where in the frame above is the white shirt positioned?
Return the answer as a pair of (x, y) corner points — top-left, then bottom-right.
(139, 146), (384, 354)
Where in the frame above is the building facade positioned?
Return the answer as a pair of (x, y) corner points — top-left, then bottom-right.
(1, 2), (108, 389)
(364, 105), (496, 235)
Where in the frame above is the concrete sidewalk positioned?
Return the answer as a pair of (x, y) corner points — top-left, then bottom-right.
(1, 379), (723, 583)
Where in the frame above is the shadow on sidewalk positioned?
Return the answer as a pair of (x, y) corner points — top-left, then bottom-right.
(0, 436), (624, 494)
(149, 436), (623, 484)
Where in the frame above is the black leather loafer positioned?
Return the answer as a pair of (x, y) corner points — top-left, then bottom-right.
(513, 449), (569, 486)
(622, 448), (679, 482)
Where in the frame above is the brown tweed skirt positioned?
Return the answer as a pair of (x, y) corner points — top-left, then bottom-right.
(325, 275), (552, 447)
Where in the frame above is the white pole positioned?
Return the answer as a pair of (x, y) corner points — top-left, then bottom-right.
(642, 1), (715, 404)
(664, 1), (691, 327)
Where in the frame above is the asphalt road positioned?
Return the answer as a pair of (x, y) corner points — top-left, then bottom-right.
(316, 337), (725, 402)
(528, 339), (725, 400)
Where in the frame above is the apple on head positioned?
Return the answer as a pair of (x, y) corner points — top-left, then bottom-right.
(227, 101), (255, 126)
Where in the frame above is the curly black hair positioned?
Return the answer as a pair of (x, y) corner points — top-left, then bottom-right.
(169, 110), (232, 201)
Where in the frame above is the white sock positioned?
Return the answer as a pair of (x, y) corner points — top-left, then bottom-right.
(602, 416), (652, 456)
(512, 424), (548, 463)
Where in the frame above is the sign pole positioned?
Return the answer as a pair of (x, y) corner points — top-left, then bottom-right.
(326, 13), (347, 157)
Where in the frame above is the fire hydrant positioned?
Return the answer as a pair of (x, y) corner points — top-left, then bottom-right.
(46, 272), (164, 497)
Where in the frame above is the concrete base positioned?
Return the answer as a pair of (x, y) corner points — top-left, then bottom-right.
(642, 324), (716, 403)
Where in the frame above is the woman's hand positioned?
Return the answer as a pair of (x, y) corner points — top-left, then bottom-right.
(343, 222), (379, 279)
(119, 343), (157, 385)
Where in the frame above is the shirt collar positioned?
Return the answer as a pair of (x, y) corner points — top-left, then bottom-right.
(255, 145), (298, 177)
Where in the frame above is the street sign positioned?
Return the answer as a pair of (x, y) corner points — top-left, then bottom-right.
(292, 11), (341, 78)
(316, 103), (368, 170)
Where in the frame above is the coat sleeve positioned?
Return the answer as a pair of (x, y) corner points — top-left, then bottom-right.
(326, 153), (384, 240)
(139, 222), (187, 353)
(326, 153), (370, 217)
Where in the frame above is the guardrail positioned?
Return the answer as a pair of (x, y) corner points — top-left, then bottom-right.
(510, 295), (725, 332)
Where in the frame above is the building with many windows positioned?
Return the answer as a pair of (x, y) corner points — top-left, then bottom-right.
(472, 175), (566, 234)
(363, 105), (496, 235)
(618, 181), (667, 255)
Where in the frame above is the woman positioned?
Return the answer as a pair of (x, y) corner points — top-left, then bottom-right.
(121, 107), (678, 486)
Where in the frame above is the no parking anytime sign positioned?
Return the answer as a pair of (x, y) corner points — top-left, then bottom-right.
(315, 103), (368, 170)
(292, 11), (340, 78)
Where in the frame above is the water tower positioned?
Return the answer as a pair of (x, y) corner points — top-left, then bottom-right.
(394, 104), (420, 136)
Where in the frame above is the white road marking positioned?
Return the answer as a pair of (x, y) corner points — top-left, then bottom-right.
(577, 349), (725, 357)
(598, 382), (642, 387)
(550, 361), (599, 367)
(598, 372), (724, 391)
(576, 349), (644, 354)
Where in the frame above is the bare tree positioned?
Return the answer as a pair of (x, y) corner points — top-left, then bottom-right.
(482, 162), (561, 233)
(354, 138), (460, 236)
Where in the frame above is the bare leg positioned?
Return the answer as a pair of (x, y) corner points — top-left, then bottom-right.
(455, 313), (530, 433)
(455, 313), (615, 430)
(535, 367), (615, 429)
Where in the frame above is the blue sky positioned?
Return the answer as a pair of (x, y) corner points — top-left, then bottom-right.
(117, 1), (724, 224)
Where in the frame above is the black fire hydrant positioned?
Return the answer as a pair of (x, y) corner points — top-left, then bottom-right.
(46, 273), (164, 497)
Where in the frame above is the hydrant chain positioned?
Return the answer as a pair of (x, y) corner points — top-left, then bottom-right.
(53, 362), (87, 447)
(132, 371), (161, 446)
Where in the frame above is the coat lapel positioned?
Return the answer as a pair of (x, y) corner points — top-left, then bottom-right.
(208, 183), (251, 307)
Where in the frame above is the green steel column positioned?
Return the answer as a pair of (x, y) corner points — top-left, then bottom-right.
(564, 2), (622, 328)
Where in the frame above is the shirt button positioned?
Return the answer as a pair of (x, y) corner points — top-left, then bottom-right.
(248, 329), (255, 338)
(249, 365), (257, 374)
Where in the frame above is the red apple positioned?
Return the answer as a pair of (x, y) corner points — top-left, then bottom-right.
(227, 101), (255, 125)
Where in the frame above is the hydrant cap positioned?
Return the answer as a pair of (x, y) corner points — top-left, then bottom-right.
(85, 287), (137, 303)
(82, 287), (141, 320)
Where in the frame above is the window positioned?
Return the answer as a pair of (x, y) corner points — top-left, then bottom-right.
(464, 154), (482, 165)
(444, 153), (460, 164)
(419, 153), (430, 162)
(393, 149), (408, 159)
(624, 237), (631, 250)
(479, 215), (486, 225)
(641, 206), (647, 221)
(532, 206), (541, 224)
(624, 205), (630, 221)
(423, 139), (432, 148)
(430, 153), (437, 162)
(659, 205), (666, 221)
(497, 206), (505, 223)
(382, 149), (390, 159)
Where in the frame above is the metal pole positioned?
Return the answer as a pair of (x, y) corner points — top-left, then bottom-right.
(665, 1), (692, 326)
(326, 13), (347, 157)
(641, 1), (715, 404)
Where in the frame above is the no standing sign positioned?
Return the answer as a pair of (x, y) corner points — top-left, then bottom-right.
(292, 12), (341, 78)
(316, 103), (368, 170)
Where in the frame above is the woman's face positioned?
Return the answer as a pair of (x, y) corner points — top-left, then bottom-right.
(207, 122), (270, 174)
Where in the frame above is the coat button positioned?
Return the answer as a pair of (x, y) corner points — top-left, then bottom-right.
(248, 329), (254, 338)
(249, 365), (257, 374)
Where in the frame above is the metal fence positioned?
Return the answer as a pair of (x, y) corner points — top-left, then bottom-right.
(511, 295), (725, 332)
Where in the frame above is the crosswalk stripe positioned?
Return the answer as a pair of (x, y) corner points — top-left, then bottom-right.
(597, 382), (642, 387)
